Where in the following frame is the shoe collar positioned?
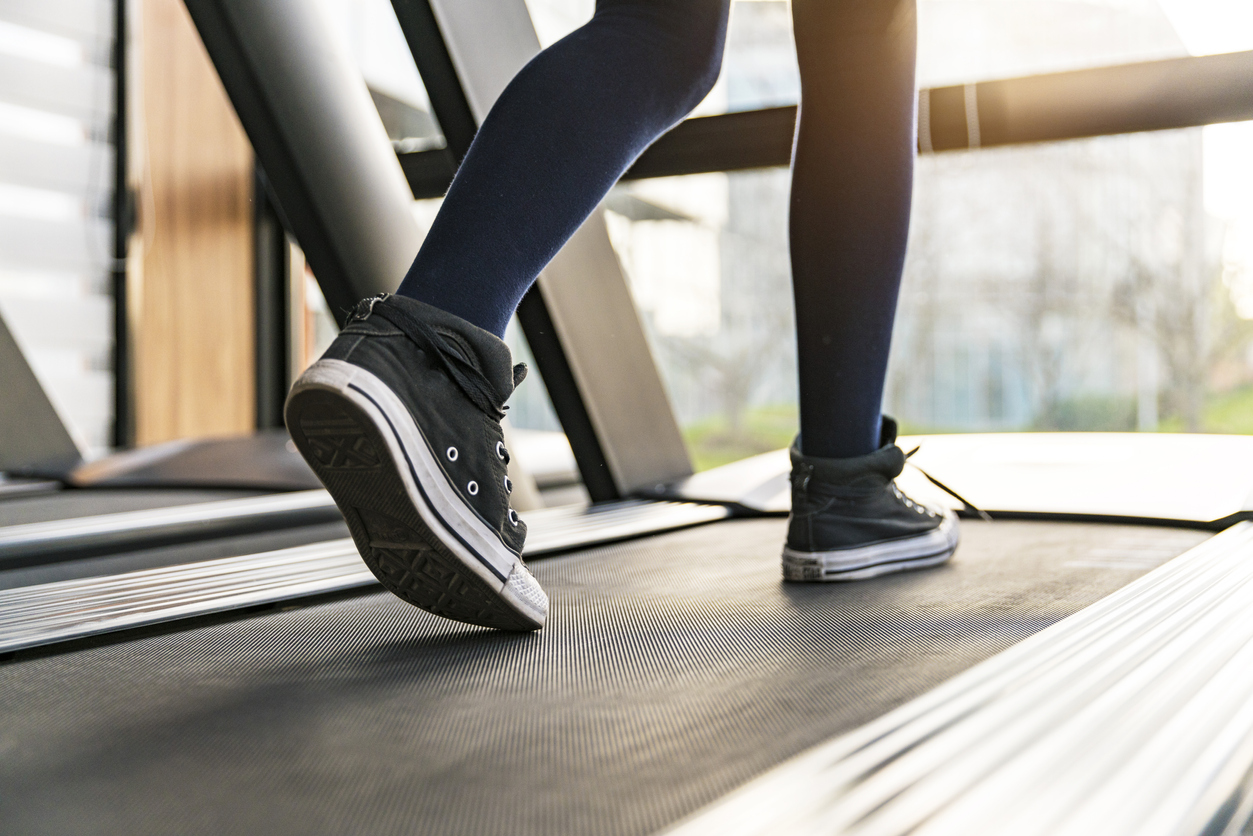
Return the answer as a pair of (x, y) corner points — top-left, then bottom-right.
(790, 416), (906, 489)
(352, 293), (525, 414)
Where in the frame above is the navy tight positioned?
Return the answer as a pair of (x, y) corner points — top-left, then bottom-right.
(398, 0), (917, 459)
(398, 0), (729, 336)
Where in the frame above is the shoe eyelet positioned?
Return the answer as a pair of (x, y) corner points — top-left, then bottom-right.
(467, 480), (479, 496)
(504, 476), (513, 494)
(495, 441), (507, 461)
(446, 446), (458, 462)
(509, 509), (519, 526)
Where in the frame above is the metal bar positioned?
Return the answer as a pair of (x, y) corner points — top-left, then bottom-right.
(952, 49), (1253, 150)
(397, 147), (457, 199)
(181, 0), (423, 325)
(520, 498), (727, 554)
(663, 521), (1253, 836)
(111, 0), (133, 449)
(531, 212), (694, 496)
(515, 291), (619, 501)
(253, 166), (290, 429)
(0, 540), (372, 653)
(397, 50), (1253, 194)
(0, 499), (728, 654)
(0, 479), (61, 501)
(625, 105), (798, 181)
(0, 489), (342, 568)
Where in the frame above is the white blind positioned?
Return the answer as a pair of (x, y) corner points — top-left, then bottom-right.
(0, 0), (115, 454)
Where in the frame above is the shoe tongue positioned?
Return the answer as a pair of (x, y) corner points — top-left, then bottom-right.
(384, 295), (518, 398)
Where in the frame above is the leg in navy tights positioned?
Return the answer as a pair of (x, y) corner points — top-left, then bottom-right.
(791, 0), (917, 459)
(397, 0), (917, 461)
(397, 0), (731, 338)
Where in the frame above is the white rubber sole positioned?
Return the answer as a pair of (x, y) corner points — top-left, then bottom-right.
(781, 511), (960, 582)
(286, 359), (547, 630)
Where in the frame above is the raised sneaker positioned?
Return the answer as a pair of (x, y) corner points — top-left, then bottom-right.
(782, 417), (959, 582)
(285, 293), (548, 630)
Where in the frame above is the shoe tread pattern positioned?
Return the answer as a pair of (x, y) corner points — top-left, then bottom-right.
(297, 413), (381, 469)
(287, 390), (534, 631)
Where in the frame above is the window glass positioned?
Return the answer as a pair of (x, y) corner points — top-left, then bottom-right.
(606, 172), (792, 471)
(524, 0), (1252, 116)
(918, 0), (1184, 89)
(606, 172), (797, 471)
(444, 0), (1253, 475)
(894, 125), (1253, 435)
(608, 120), (1253, 469)
(522, 0), (797, 117)
(313, 0), (444, 151)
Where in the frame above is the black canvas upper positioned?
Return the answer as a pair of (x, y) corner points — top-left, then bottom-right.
(320, 294), (527, 555)
(787, 417), (943, 552)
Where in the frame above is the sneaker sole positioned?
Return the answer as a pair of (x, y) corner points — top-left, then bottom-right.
(781, 512), (960, 582)
(285, 359), (546, 631)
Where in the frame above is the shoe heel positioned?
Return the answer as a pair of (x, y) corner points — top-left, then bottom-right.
(287, 384), (543, 631)
(291, 400), (381, 471)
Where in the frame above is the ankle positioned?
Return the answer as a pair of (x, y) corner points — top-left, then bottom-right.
(797, 415), (897, 460)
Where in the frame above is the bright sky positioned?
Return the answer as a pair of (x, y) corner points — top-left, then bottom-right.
(1158, 0), (1253, 56)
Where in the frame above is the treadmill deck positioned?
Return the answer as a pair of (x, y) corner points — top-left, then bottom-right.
(0, 517), (1208, 835)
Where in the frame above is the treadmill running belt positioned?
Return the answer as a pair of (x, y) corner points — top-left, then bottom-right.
(0, 518), (1208, 835)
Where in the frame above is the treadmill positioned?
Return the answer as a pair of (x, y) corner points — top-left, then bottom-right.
(3, 2), (1253, 833)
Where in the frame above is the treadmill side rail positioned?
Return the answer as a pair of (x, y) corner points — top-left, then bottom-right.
(0, 499), (727, 654)
(0, 489), (341, 568)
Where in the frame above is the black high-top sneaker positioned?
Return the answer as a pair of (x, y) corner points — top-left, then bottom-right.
(782, 418), (959, 582)
(284, 293), (548, 631)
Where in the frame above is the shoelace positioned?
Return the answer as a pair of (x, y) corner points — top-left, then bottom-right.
(904, 445), (993, 521)
(794, 446), (992, 522)
(351, 294), (514, 420)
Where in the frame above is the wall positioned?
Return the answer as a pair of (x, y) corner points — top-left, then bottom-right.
(131, 0), (254, 444)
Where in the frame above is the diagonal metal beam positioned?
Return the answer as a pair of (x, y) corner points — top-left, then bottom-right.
(181, 0), (423, 324)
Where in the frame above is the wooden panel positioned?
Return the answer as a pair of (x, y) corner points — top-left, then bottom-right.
(132, 0), (254, 444)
